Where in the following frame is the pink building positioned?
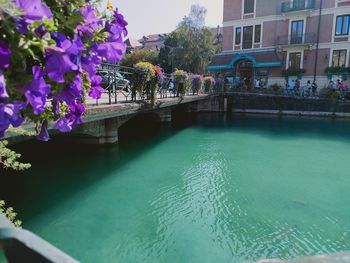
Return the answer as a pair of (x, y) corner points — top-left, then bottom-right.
(208, 0), (350, 86)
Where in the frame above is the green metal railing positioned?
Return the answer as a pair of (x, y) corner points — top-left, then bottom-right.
(281, 0), (316, 13)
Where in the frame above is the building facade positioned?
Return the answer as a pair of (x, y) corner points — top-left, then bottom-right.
(208, 0), (350, 87)
(139, 34), (168, 51)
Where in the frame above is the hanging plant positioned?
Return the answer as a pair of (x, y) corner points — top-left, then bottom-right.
(203, 76), (215, 93)
(173, 69), (189, 98)
(190, 74), (203, 94)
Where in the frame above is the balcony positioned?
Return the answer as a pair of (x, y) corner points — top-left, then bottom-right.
(276, 33), (317, 48)
(281, 0), (316, 14)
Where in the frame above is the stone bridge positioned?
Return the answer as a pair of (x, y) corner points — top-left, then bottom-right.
(61, 95), (221, 144)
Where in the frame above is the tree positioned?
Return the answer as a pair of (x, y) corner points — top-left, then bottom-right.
(178, 5), (207, 29)
(158, 27), (215, 74)
(158, 4), (215, 74)
(119, 49), (159, 69)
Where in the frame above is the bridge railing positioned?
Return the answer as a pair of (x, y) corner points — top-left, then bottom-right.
(0, 214), (79, 263)
(90, 64), (208, 106)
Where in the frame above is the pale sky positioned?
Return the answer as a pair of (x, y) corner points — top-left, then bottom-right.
(104, 0), (223, 39)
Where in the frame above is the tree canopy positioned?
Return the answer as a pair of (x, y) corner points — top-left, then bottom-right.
(158, 4), (216, 74)
(119, 49), (159, 69)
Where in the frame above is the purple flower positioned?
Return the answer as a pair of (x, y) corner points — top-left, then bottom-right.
(0, 70), (8, 98)
(57, 74), (83, 104)
(88, 75), (104, 99)
(15, 0), (53, 23)
(45, 46), (78, 83)
(93, 41), (126, 63)
(34, 25), (48, 38)
(113, 8), (128, 35)
(54, 102), (85, 132)
(15, 0), (53, 33)
(52, 99), (60, 115)
(0, 41), (11, 69)
(0, 101), (26, 138)
(24, 66), (51, 115)
(81, 54), (101, 79)
(37, 119), (50, 141)
(77, 5), (100, 37)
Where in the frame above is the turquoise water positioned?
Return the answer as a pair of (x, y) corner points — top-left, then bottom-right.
(1, 114), (350, 262)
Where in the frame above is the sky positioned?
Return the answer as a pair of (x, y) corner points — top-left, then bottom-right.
(104, 0), (223, 39)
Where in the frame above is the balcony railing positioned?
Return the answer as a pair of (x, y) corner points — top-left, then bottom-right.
(281, 0), (316, 13)
(276, 33), (317, 46)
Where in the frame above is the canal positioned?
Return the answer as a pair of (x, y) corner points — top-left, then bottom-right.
(1, 113), (350, 262)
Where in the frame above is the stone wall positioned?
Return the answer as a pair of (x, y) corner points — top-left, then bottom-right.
(196, 94), (350, 115)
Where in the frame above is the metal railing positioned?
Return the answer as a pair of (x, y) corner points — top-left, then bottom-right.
(281, 0), (316, 13)
(276, 33), (317, 46)
(91, 63), (206, 106)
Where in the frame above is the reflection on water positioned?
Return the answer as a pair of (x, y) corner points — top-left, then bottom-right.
(1, 114), (350, 263)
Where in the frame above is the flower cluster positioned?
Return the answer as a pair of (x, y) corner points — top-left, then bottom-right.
(0, 0), (128, 141)
(190, 74), (203, 94)
(132, 62), (161, 102)
(203, 76), (216, 93)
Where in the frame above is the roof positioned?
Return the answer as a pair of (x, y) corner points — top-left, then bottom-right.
(139, 34), (168, 43)
(126, 38), (142, 48)
(207, 49), (282, 71)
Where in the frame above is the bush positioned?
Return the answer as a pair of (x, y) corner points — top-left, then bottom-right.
(268, 83), (283, 95)
(319, 87), (340, 99)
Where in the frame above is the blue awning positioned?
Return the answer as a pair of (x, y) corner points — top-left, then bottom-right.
(207, 49), (282, 71)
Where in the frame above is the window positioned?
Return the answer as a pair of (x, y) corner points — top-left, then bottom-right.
(242, 26), (253, 49)
(235, 27), (242, 45)
(290, 20), (304, 44)
(244, 0), (255, 14)
(254, 25), (261, 43)
(288, 52), (302, 69)
(332, 50), (347, 67)
(335, 15), (350, 36)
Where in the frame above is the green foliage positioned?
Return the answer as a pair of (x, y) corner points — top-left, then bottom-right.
(325, 66), (350, 75)
(282, 68), (306, 77)
(268, 83), (283, 95)
(203, 76), (215, 93)
(120, 49), (159, 69)
(158, 27), (215, 74)
(173, 70), (189, 97)
(0, 140), (31, 171)
(319, 88), (340, 99)
(0, 200), (22, 227)
(132, 62), (158, 103)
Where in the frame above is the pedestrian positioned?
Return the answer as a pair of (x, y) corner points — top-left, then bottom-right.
(295, 79), (301, 96)
(255, 78), (260, 90)
(312, 81), (318, 97)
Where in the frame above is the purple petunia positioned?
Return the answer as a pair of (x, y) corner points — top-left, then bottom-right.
(0, 101), (26, 138)
(88, 75), (104, 99)
(113, 8), (128, 35)
(15, 0), (53, 33)
(57, 74), (83, 104)
(54, 101), (85, 133)
(0, 41), (11, 69)
(37, 119), (50, 141)
(92, 41), (126, 64)
(81, 54), (101, 79)
(45, 45), (78, 83)
(77, 5), (100, 37)
(24, 66), (51, 115)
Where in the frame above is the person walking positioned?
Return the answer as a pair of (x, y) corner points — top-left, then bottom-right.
(312, 81), (318, 97)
